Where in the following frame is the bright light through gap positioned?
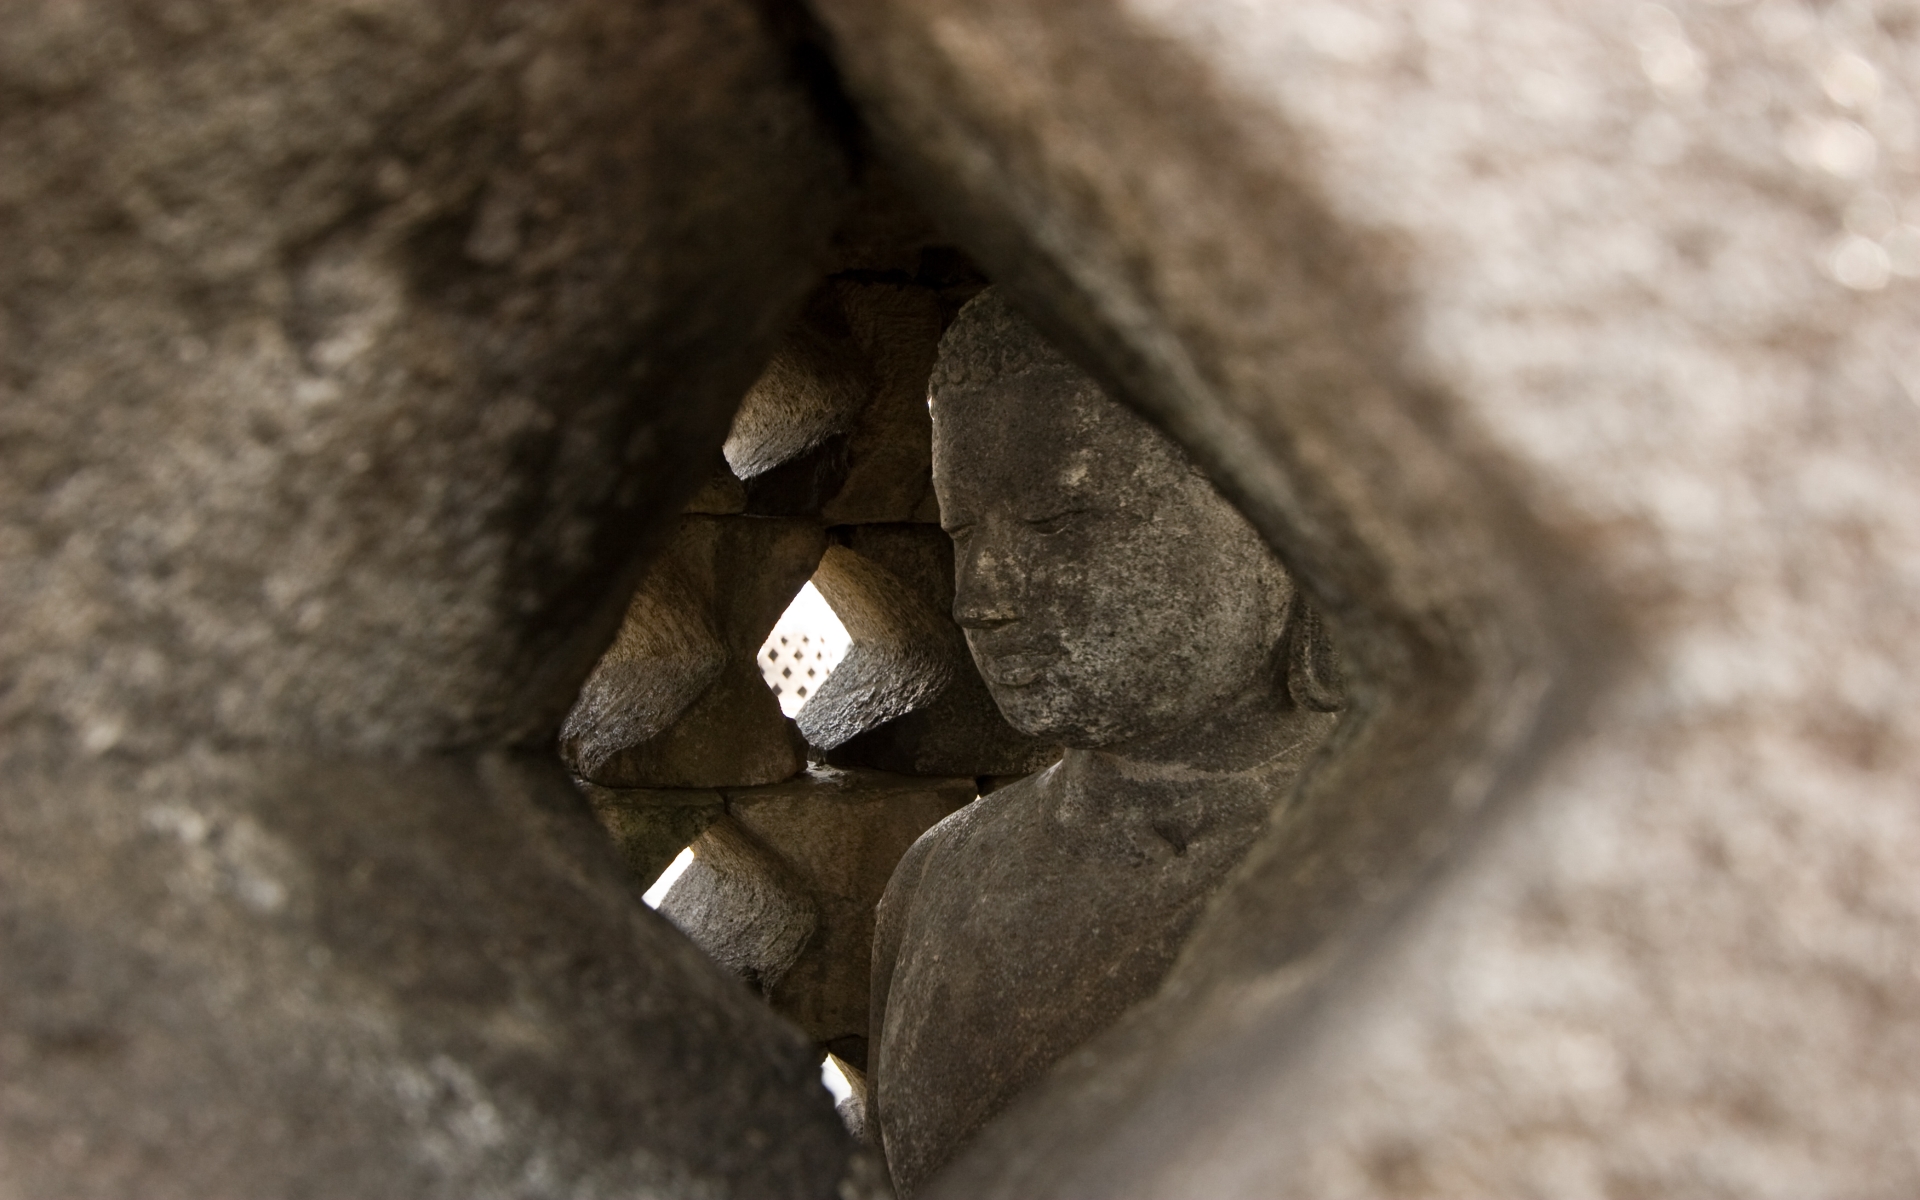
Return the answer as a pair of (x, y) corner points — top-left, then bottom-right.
(643, 847), (694, 909)
(757, 581), (850, 718)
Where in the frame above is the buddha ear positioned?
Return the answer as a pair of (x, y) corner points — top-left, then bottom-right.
(1283, 593), (1346, 713)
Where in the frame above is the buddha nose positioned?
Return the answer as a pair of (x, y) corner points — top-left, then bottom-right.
(953, 538), (1019, 630)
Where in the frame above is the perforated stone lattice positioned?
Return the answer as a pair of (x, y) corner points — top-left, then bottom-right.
(758, 582), (850, 718)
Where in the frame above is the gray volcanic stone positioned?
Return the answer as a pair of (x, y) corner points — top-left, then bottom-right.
(0, 732), (850, 1200)
(868, 292), (1338, 1196)
(806, 3), (1920, 1198)
(0, 0), (850, 758)
(727, 287), (875, 510)
(727, 767), (978, 1066)
(727, 278), (956, 524)
(816, 525), (1062, 776)
(578, 784), (726, 889)
(798, 543), (960, 750)
(561, 515), (824, 788)
(660, 768), (975, 1069)
(0, 0), (858, 1193)
(660, 814), (822, 1000)
(819, 283), (947, 524)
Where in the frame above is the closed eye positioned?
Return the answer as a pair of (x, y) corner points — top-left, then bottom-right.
(1024, 509), (1090, 534)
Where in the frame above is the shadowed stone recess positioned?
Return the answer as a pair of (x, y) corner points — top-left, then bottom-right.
(561, 515), (825, 788)
(819, 282), (947, 524)
(727, 767), (977, 1066)
(683, 459), (750, 516)
(659, 769), (974, 1066)
(869, 291), (1338, 1196)
(578, 784), (726, 889)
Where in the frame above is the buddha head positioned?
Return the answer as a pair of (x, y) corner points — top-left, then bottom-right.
(930, 290), (1335, 751)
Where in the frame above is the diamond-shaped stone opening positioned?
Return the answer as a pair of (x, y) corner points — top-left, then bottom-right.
(757, 580), (851, 718)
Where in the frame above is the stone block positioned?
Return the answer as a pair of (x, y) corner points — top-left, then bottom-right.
(730, 768), (978, 1066)
(728, 288), (874, 515)
(659, 814), (821, 999)
(578, 783), (725, 888)
(561, 515), (824, 788)
(684, 459), (749, 515)
(819, 283), (948, 524)
(726, 277), (961, 524)
(803, 528), (1060, 776)
(661, 767), (976, 1067)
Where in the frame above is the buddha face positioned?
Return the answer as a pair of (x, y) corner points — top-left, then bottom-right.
(930, 292), (1293, 750)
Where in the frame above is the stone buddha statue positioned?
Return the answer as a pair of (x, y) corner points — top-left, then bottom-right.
(868, 289), (1342, 1195)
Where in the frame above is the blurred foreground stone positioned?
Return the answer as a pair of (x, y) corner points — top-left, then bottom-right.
(0, 0), (860, 1195)
(809, 0), (1920, 1195)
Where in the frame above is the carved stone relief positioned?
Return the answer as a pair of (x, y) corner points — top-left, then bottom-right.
(868, 290), (1341, 1193)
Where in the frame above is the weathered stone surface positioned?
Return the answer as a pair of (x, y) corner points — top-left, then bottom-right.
(809, 3), (1920, 1198)
(583, 661), (810, 790)
(729, 278), (956, 523)
(819, 283), (946, 523)
(659, 767), (974, 1069)
(728, 287), (874, 515)
(829, 1055), (876, 1145)
(868, 292), (1339, 1196)
(0, 0), (859, 1192)
(579, 784), (725, 888)
(684, 459), (749, 515)
(0, 733), (850, 1200)
(561, 515), (824, 788)
(728, 767), (977, 1065)
(798, 543), (958, 749)
(0, 0), (850, 758)
(660, 814), (821, 999)
(814, 525), (1061, 775)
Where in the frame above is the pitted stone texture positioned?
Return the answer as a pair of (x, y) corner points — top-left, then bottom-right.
(813, 525), (1061, 776)
(727, 287), (875, 507)
(727, 767), (977, 1065)
(659, 768), (975, 1066)
(799, 543), (959, 750)
(659, 814), (822, 1000)
(579, 784), (725, 888)
(930, 291), (1320, 751)
(810, 3), (1920, 1199)
(867, 294), (1337, 1196)
(0, 732), (852, 1200)
(0, 0), (850, 757)
(819, 283), (946, 524)
(561, 515), (824, 789)
(727, 279), (954, 523)
(873, 743), (1327, 1197)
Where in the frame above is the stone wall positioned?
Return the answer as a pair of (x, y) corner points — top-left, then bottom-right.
(2, 1), (1915, 1198)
